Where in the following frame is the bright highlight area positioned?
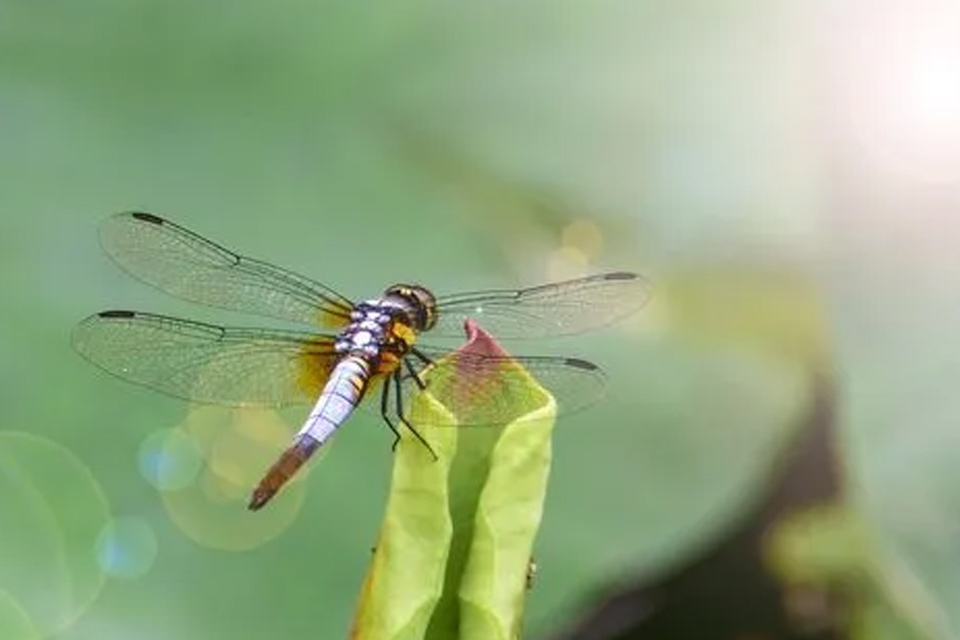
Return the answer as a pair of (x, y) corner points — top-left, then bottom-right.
(837, 4), (960, 181)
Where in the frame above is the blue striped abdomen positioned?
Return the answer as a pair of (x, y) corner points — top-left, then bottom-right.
(248, 355), (372, 510)
(298, 355), (372, 444)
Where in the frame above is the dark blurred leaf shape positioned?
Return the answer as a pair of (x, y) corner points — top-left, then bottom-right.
(543, 375), (943, 640)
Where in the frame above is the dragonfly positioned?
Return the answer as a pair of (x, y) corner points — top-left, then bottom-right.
(73, 212), (650, 510)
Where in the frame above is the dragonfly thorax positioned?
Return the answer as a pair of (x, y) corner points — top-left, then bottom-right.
(337, 300), (420, 360)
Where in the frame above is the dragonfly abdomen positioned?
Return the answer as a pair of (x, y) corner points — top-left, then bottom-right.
(248, 355), (373, 510)
(299, 355), (372, 444)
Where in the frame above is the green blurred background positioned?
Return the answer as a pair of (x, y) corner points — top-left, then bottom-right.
(2, 0), (958, 638)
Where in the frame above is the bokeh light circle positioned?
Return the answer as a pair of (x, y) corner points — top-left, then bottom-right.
(0, 431), (111, 636)
(546, 245), (589, 281)
(561, 218), (604, 259)
(138, 428), (203, 491)
(94, 516), (159, 579)
(0, 591), (41, 640)
(158, 407), (308, 551)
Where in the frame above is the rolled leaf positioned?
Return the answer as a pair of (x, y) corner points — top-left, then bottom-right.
(350, 320), (556, 640)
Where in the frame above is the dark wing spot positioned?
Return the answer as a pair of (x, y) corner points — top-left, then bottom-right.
(604, 271), (639, 281)
(129, 211), (165, 225)
(564, 357), (600, 371)
(97, 309), (136, 318)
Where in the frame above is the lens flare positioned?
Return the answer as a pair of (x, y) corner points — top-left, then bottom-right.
(0, 591), (40, 640)
(138, 428), (203, 491)
(546, 245), (589, 282)
(159, 407), (307, 551)
(561, 219), (604, 259)
(94, 517), (159, 579)
(0, 431), (110, 636)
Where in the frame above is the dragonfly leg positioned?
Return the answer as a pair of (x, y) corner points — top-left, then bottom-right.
(394, 370), (438, 461)
(409, 347), (435, 367)
(379, 376), (402, 450)
(404, 357), (427, 390)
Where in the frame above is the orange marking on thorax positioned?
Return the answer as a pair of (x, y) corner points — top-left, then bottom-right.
(390, 320), (417, 347)
(375, 318), (418, 376)
(295, 312), (421, 392)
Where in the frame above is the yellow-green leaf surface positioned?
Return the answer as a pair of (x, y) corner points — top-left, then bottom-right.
(351, 321), (556, 640)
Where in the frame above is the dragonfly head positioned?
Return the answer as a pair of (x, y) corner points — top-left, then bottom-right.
(382, 284), (437, 332)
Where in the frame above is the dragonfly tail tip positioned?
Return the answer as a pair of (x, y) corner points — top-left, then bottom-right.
(247, 488), (274, 511)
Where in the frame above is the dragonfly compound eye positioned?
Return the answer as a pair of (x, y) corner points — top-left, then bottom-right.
(383, 284), (437, 332)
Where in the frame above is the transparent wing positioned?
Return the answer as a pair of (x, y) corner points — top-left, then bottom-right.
(399, 346), (606, 427)
(99, 212), (355, 327)
(430, 272), (651, 339)
(72, 311), (339, 406)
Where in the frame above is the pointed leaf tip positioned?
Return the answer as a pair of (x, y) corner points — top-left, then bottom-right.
(462, 319), (511, 358)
